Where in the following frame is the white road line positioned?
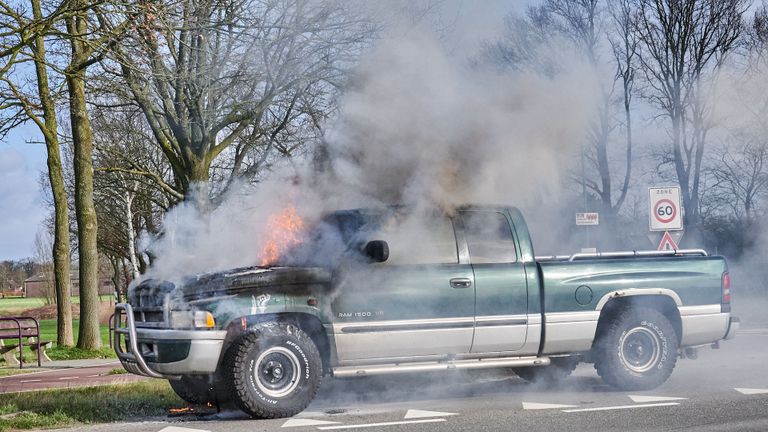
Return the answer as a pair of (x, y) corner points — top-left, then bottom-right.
(158, 427), (212, 432)
(19, 379), (41, 383)
(404, 409), (458, 419)
(562, 402), (680, 413)
(523, 402), (578, 410)
(317, 419), (446, 430)
(735, 388), (768, 395)
(58, 377), (77, 380)
(282, 418), (341, 427)
(87, 374), (101, 378)
(628, 395), (687, 403)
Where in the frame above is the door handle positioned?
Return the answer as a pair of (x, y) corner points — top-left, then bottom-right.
(450, 278), (472, 289)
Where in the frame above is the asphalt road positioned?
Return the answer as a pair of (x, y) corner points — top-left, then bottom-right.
(68, 329), (768, 432)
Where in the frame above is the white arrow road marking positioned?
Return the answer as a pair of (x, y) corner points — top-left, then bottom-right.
(735, 388), (768, 395)
(317, 419), (446, 430)
(562, 402), (680, 413)
(628, 395), (687, 403)
(158, 427), (211, 432)
(522, 402), (578, 410)
(281, 418), (341, 428)
(404, 409), (458, 419)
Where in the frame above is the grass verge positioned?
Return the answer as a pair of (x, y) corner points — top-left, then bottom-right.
(0, 368), (46, 377)
(0, 380), (182, 431)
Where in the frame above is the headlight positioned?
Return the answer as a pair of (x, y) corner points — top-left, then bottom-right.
(169, 310), (216, 329)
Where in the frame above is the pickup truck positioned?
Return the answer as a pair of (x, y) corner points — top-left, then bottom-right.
(114, 205), (738, 419)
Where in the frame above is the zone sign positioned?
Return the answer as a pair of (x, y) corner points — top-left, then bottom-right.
(649, 187), (683, 231)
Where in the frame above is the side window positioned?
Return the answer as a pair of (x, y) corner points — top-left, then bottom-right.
(368, 214), (458, 265)
(461, 211), (517, 264)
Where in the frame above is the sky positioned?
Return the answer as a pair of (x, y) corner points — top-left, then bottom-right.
(0, 0), (520, 262)
(0, 122), (47, 261)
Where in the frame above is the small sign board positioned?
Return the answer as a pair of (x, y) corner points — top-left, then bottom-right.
(657, 231), (680, 251)
(648, 231), (684, 248)
(576, 212), (599, 226)
(649, 187), (683, 231)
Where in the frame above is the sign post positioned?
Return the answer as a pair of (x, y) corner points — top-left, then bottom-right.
(649, 187), (684, 250)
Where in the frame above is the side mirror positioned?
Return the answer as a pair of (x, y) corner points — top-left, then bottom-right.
(363, 240), (389, 263)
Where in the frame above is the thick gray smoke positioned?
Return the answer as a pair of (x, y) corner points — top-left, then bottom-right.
(329, 30), (597, 208)
(137, 27), (598, 285)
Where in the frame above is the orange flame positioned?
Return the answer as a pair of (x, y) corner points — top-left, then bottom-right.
(169, 407), (193, 414)
(260, 206), (305, 266)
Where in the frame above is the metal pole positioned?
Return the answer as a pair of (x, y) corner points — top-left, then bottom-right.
(581, 143), (589, 249)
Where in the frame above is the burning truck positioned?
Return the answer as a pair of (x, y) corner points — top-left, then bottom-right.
(114, 205), (738, 418)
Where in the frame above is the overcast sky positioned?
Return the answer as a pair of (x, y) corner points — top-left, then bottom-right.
(0, 0), (523, 261)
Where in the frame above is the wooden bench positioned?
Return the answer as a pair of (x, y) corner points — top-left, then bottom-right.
(0, 317), (44, 368)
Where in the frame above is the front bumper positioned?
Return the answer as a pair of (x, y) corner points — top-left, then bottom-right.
(113, 303), (226, 379)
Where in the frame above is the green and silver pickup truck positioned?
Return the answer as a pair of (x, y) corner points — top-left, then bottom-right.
(114, 205), (738, 419)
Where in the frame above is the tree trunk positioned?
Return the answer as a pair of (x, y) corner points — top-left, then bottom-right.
(125, 190), (140, 280)
(31, 0), (73, 347)
(67, 8), (101, 350)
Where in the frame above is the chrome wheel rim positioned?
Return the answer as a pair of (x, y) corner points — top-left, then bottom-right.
(619, 327), (661, 373)
(254, 347), (301, 398)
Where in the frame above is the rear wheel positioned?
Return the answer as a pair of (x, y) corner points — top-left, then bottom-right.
(513, 357), (578, 385)
(224, 322), (322, 419)
(594, 307), (678, 390)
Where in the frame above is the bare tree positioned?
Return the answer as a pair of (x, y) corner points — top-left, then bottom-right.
(103, 0), (375, 208)
(608, 0), (639, 218)
(707, 142), (768, 225)
(33, 229), (56, 305)
(0, 0), (74, 346)
(634, 0), (746, 240)
(483, 1), (635, 245)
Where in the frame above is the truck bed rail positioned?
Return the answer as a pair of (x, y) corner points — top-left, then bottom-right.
(535, 249), (708, 262)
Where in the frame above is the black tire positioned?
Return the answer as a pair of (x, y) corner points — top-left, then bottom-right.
(169, 376), (215, 405)
(513, 357), (579, 385)
(223, 322), (322, 419)
(593, 307), (678, 391)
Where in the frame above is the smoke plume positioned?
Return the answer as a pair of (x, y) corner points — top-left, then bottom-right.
(138, 27), (599, 284)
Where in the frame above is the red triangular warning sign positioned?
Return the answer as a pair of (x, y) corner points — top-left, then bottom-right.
(657, 231), (679, 251)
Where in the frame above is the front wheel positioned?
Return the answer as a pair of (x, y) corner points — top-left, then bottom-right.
(169, 376), (215, 405)
(594, 307), (678, 390)
(224, 322), (322, 419)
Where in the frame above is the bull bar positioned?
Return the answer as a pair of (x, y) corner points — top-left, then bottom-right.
(112, 303), (180, 379)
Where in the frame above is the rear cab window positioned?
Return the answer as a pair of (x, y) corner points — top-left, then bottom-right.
(460, 211), (518, 264)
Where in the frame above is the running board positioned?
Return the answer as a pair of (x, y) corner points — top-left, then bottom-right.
(332, 356), (550, 378)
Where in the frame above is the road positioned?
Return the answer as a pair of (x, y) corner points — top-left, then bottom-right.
(0, 361), (146, 393)
(65, 329), (768, 432)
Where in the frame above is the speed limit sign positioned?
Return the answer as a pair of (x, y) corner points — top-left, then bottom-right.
(649, 187), (683, 231)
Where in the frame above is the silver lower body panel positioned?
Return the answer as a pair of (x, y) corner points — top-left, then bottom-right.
(332, 355), (550, 378)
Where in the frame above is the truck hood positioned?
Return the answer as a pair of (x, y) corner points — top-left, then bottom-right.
(132, 266), (333, 304)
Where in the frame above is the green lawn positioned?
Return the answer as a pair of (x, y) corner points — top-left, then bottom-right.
(0, 298), (46, 315)
(0, 296), (82, 316)
(0, 380), (183, 431)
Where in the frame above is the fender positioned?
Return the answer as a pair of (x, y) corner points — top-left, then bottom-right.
(595, 288), (683, 311)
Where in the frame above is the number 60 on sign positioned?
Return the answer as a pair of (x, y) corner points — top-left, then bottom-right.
(649, 187), (683, 231)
